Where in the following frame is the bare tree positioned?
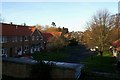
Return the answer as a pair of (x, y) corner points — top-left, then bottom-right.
(86, 10), (115, 51)
(35, 24), (44, 31)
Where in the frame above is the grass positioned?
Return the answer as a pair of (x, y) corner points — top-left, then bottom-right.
(32, 50), (69, 61)
(3, 46), (120, 80)
(80, 71), (120, 80)
(79, 51), (120, 80)
(80, 51), (117, 73)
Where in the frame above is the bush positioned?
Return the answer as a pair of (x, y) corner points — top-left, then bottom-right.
(30, 61), (54, 80)
(68, 39), (78, 46)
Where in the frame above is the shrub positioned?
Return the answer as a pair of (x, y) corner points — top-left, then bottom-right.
(30, 61), (54, 80)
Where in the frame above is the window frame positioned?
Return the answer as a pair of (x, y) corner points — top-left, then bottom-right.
(24, 36), (28, 41)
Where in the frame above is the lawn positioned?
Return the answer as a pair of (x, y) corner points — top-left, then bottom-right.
(80, 51), (117, 73)
(80, 71), (120, 80)
(79, 51), (120, 80)
(32, 49), (69, 61)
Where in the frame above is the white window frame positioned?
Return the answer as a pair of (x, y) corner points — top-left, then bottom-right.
(25, 46), (29, 51)
(2, 48), (7, 54)
(1, 48), (7, 57)
(18, 47), (22, 55)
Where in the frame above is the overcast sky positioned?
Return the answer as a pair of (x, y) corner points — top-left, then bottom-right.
(1, 1), (118, 32)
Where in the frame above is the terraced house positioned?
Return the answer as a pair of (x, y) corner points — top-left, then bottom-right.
(0, 23), (45, 57)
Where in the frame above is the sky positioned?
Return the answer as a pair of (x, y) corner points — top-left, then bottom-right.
(1, 1), (118, 32)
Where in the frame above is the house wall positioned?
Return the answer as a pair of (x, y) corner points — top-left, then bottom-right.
(1, 27), (45, 57)
(2, 61), (74, 79)
(1, 35), (31, 57)
(2, 36), (22, 57)
(30, 29), (44, 52)
(2, 61), (31, 78)
(0, 32), (44, 57)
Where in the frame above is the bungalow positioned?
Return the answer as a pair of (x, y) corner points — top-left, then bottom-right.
(0, 23), (44, 57)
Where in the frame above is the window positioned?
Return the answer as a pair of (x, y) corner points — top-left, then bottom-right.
(11, 36), (18, 42)
(25, 46), (29, 50)
(32, 36), (35, 41)
(24, 36), (28, 41)
(37, 36), (39, 40)
(19, 47), (22, 51)
(2, 48), (8, 57)
(2, 48), (7, 54)
(15, 36), (17, 42)
(20, 36), (22, 41)
(2, 49), (4, 54)
(1, 36), (7, 43)
(40, 38), (43, 40)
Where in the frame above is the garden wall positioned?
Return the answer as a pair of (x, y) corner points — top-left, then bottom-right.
(2, 57), (84, 80)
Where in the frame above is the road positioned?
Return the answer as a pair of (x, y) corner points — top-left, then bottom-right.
(56, 44), (91, 63)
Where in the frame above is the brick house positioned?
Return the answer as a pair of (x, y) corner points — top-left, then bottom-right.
(42, 32), (53, 44)
(42, 32), (63, 50)
(0, 23), (44, 57)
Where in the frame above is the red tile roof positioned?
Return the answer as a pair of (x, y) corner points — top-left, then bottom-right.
(41, 32), (62, 42)
(50, 32), (62, 37)
(0, 23), (35, 36)
(116, 47), (120, 51)
(0, 23), (62, 43)
(112, 39), (120, 47)
(42, 32), (53, 42)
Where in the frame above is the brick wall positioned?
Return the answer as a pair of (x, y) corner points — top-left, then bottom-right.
(2, 57), (83, 80)
(2, 61), (31, 78)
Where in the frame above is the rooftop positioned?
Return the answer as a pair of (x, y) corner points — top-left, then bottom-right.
(0, 23), (36, 36)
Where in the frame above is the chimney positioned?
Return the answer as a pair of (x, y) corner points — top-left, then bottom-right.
(10, 22), (12, 25)
(23, 23), (26, 26)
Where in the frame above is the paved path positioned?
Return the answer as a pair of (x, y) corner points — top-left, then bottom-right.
(56, 44), (91, 63)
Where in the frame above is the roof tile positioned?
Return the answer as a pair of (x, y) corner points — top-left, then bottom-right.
(0, 23), (35, 36)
